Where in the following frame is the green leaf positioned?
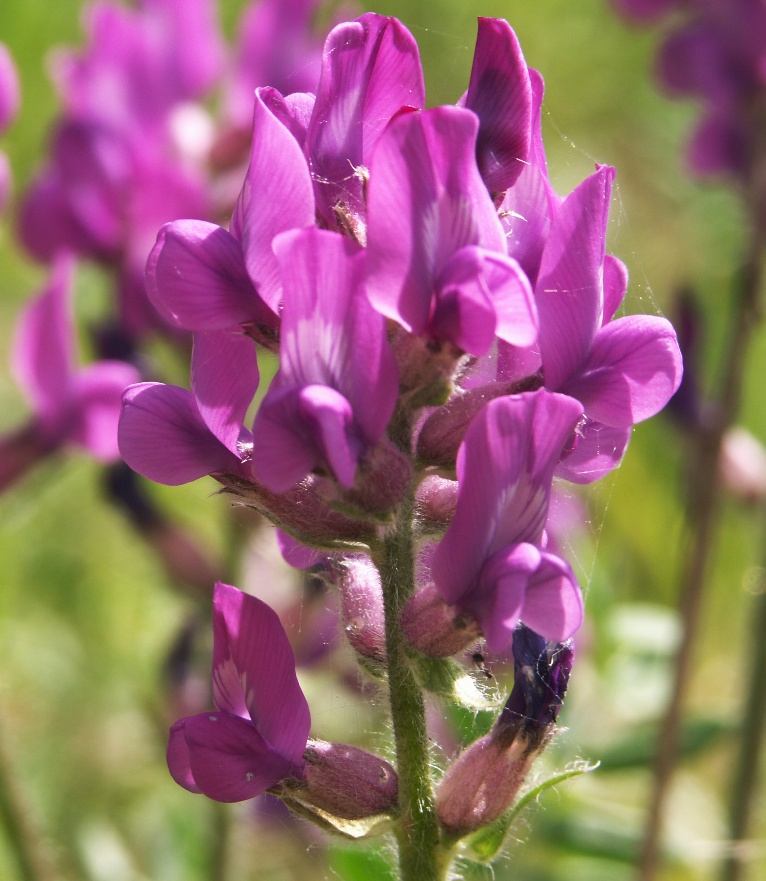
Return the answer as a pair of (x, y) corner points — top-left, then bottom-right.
(329, 844), (397, 881)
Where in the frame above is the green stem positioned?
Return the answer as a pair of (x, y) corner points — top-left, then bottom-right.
(379, 490), (445, 881)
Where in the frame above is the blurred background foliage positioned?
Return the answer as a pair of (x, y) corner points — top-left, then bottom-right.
(0, 1), (763, 880)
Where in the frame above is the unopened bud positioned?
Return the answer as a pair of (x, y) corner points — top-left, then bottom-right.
(415, 475), (458, 534)
(436, 732), (534, 837)
(316, 437), (413, 520)
(291, 740), (398, 820)
(334, 556), (387, 665)
(401, 583), (481, 658)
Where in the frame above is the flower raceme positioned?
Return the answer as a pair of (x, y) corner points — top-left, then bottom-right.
(117, 11), (683, 843)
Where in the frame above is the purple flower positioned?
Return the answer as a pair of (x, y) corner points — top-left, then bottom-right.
(534, 166), (682, 480)
(306, 13), (426, 237)
(146, 86), (315, 343)
(10, 255), (139, 463)
(168, 582), (311, 802)
(429, 390), (585, 652)
(118, 327), (259, 486)
(366, 105), (537, 357)
(251, 227), (398, 493)
(225, 0), (323, 132)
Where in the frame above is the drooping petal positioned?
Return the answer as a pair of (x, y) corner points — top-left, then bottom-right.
(146, 220), (267, 330)
(170, 712), (296, 802)
(561, 315), (683, 427)
(191, 330), (259, 455)
(463, 18), (533, 193)
(66, 361), (142, 460)
(235, 87), (315, 312)
(211, 583), (311, 764)
(366, 105), (506, 335)
(251, 383), (361, 491)
(519, 551), (583, 641)
(471, 542), (540, 652)
(118, 383), (241, 484)
(167, 719), (203, 794)
(430, 246), (497, 356)
(536, 165), (615, 390)
(11, 256), (75, 420)
(555, 419), (631, 484)
(307, 13), (425, 227)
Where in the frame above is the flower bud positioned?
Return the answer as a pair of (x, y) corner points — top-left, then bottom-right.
(289, 740), (398, 820)
(401, 583), (481, 658)
(333, 556), (387, 665)
(415, 475), (458, 534)
(417, 376), (542, 469)
(316, 437), (412, 520)
(435, 626), (574, 837)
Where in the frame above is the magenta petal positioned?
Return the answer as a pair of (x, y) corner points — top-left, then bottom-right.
(212, 583), (311, 764)
(555, 420), (631, 484)
(146, 221), (265, 330)
(11, 257), (75, 419)
(273, 227), (397, 444)
(500, 69), (560, 283)
(367, 105), (506, 334)
(252, 383), (360, 491)
(236, 87), (315, 312)
(463, 18), (532, 193)
(119, 383), (241, 484)
(179, 712), (296, 802)
(430, 247), (497, 356)
(483, 252), (538, 347)
(473, 543), (541, 652)
(307, 13), (425, 226)
(67, 361), (141, 461)
(431, 391), (583, 605)
(536, 165), (615, 390)
(167, 719), (203, 794)
(563, 315), (683, 427)
(191, 330), (259, 455)
(520, 552), (583, 641)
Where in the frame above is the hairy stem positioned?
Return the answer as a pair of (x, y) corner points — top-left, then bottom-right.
(638, 232), (764, 881)
(380, 490), (445, 881)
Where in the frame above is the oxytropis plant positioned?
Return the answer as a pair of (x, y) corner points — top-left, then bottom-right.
(119, 13), (683, 880)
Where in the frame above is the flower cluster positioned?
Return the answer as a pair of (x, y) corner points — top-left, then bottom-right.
(612, 0), (766, 184)
(18, 0), (325, 341)
(119, 9), (682, 853)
